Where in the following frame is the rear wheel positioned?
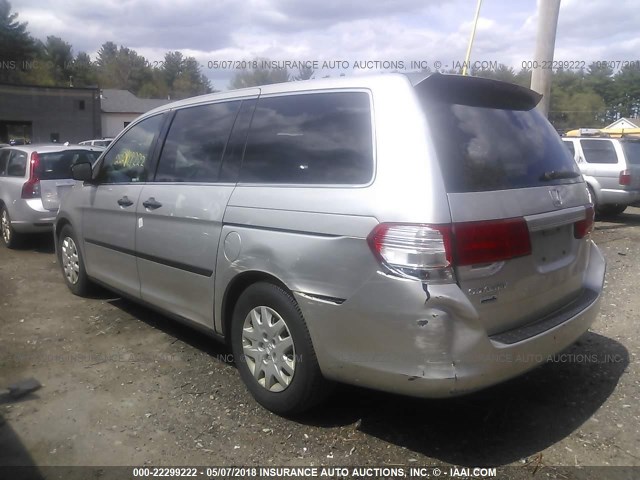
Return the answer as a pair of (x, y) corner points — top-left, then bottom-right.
(57, 224), (92, 296)
(230, 282), (332, 416)
(587, 185), (597, 211)
(599, 204), (627, 217)
(1, 206), (22, 249)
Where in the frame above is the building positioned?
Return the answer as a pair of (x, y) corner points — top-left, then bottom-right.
(100, 89), (171, 138)
(0, 83), (101, 144)
(605, 117), (640, 130)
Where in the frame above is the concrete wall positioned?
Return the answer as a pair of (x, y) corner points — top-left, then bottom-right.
(101, 112), (142, 138)
(0, 84), (101, 143)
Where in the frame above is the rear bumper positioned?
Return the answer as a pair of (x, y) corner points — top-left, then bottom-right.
(599, 188), (640, 206)
(8, 199), (56, 233)
(296, 242), (606, 398)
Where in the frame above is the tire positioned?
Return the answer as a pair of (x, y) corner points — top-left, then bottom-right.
(57, 224), (92, 296)
(230, 282), (332, 416)
(599, 204), (627, 217)
(1, 206), (22, 249)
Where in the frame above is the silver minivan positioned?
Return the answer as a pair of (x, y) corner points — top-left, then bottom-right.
(562, 136), (640, 215)
(55, 73), (606, 415)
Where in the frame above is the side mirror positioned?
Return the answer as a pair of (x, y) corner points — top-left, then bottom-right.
(71, 162), (93, 182)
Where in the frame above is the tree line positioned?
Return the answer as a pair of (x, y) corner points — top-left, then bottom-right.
(3, 0), (640, 130)
(0, 0), (212, 99)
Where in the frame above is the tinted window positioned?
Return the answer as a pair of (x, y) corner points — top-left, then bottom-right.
(580, 139), (618, 164)
(0, 150), (10, 175)
(96, 114), (164, 183)
(220, 99), (257, 182)
(423, 102), (581, 192)
(37, 150), (102, 180)
(621, 141), (640, 165)
(563, 141), (575, 157)
(7, 150), (28, 177)
(156, 101), (240, 182)
(241, 92), (373, 184)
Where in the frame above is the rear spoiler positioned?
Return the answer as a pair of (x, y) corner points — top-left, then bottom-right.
(408, 72), (542, 111)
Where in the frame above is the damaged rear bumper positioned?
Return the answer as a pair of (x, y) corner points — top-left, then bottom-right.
(294, 243), (605, 398)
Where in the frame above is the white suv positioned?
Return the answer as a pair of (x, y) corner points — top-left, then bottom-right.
(563, 136), (640, 216)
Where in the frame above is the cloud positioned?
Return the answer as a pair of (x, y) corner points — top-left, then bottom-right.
(12, 0), (640, 90)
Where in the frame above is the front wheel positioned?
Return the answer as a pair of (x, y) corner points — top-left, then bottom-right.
(57, 224), (93, 296)
(230, 282), (332, 416)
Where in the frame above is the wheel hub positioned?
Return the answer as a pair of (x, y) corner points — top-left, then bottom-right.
(61, 236), (80, 285)
(1, 211), (10, 244)
(241, 306), (296, 392)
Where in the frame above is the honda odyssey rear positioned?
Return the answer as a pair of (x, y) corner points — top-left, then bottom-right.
(56, 73), (605, 415)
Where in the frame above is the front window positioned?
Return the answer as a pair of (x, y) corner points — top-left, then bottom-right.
(96, 115), (164, 183)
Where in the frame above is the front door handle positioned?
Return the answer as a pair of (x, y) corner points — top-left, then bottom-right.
(142, 197), (162, 210)
(117, 196), (133, 207)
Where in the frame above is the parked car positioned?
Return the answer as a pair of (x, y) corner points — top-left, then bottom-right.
(0, 144), (104, 248)
(56, 73), (605, 415)
(79, 138), (113, 147)
(562, 136), (640, 215)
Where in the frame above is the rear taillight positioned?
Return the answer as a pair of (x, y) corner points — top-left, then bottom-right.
(367, 224), (454, 283)
(619, 169), (632, 186)
(367, 217), (533, 282)
(574, 205), (595, 239)
(21, 152), (41, 199)
(452, 217), (532, 266)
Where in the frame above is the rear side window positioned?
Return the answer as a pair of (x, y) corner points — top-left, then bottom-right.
(156, 101), (240, 182)
(7, 150), (28, 177)
(37, 150), (102, 180)
(621, 141), (640, 165)
(423, 102), (581, 193)
(580, 139), (618, 164)
(0, 150), (10, 175)
(563, 141), (575, 157)
(241, 92), (373, 184)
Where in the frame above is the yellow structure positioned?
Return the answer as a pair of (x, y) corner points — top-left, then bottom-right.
(564, 127), (640, 138)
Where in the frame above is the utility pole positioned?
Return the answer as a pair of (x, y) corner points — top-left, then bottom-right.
(530, 0), (561, 117)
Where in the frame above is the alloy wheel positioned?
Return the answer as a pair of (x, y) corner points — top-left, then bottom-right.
(1, 210), (11, 245)
(61, 236), (80, 285)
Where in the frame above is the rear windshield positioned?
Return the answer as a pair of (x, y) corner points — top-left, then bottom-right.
(37, 150), (102, 180)
(621, 140), (640, 165)
(422, 101), (582, 193)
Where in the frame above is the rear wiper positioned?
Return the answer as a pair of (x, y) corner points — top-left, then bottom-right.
(540, 170), (581, 181)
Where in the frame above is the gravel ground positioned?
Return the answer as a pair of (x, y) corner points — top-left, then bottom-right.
(0, 208), (639, 477)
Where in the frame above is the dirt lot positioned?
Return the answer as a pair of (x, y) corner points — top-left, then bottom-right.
(1, 208), (639, 476)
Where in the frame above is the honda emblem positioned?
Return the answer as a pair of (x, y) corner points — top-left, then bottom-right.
(549, 189), (563, 208)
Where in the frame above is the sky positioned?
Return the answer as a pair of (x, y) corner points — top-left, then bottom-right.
(14, 0), (640, 90)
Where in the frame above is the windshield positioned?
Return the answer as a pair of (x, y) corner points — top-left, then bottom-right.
(621, 141), (640, 165)
(37, 150), (102, 180)
(422, 100), (582, 193)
